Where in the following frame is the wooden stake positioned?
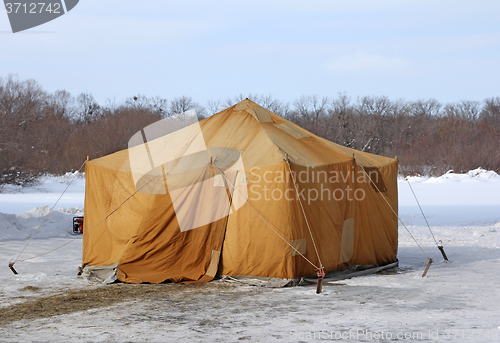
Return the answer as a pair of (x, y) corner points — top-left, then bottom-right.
(8, 262), (18, 275)
(422, 258), (433, 277)
(316, 278), (323, 294)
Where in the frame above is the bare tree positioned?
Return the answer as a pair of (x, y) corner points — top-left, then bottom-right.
(293, 95), (329, 125)
(126, 94), (169, 117)
(1, 74), (499, 186)
(206, 99), (225, 115)
(76, 93), (102, 124)
(169, 96), (206, 119)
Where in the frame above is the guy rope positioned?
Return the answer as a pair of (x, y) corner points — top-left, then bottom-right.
(284, 155), (325, 294)
(211, 160), (325, 293)
(8, 158), (161, 275)
(8, 160), (87, 274)
(212, 157), (327, 293)
(358, 160), (437, 277)
(404, 178), (449, 261)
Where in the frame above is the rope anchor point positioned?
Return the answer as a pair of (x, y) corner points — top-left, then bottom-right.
(315, 267), (325, 294)
(8, 261), (18, 275)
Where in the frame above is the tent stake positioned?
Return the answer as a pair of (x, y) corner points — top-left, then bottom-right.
(438, 243), (449, 262)
(8, 262), (18, 275)
(422, 258), (433, 277)
(316, 278), (323, 294)
(315, 268), (325, 294)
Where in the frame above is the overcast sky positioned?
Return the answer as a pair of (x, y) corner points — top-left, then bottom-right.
(1, 1), (500, 107)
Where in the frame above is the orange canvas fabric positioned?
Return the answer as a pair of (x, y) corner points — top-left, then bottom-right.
(82, 99), (398, 283)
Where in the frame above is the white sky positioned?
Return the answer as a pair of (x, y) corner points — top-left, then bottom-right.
(1, 0), (500, 106)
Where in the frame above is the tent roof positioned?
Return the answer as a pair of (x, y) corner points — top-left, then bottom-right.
(90, 99), (396, 171)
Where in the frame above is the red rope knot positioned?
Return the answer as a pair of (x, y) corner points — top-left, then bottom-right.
(315, 267), (325, 279)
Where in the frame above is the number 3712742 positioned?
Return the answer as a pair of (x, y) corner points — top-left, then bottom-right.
(5, 3), (61, 14)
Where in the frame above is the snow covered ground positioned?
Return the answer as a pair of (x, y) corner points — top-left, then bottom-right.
(0, 169), (499, 342)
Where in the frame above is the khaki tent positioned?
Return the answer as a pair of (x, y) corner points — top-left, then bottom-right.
(82, 99), (398, 284)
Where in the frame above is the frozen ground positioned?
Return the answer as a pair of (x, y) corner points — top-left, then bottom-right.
(0, 169), (499, 342)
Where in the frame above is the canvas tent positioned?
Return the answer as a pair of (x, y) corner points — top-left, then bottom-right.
(82, 99), (398, 284)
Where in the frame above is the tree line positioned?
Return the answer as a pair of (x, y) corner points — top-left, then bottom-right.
(1, 75), (499, 187)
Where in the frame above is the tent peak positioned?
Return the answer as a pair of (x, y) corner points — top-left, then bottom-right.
(230, 99), (275, 123)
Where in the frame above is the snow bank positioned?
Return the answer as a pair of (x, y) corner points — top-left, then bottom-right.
(0, 172), (85, 240)
(398, 168), (500, 227)
(401, 167), (500, 183)
(0, 206), (83, 241)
